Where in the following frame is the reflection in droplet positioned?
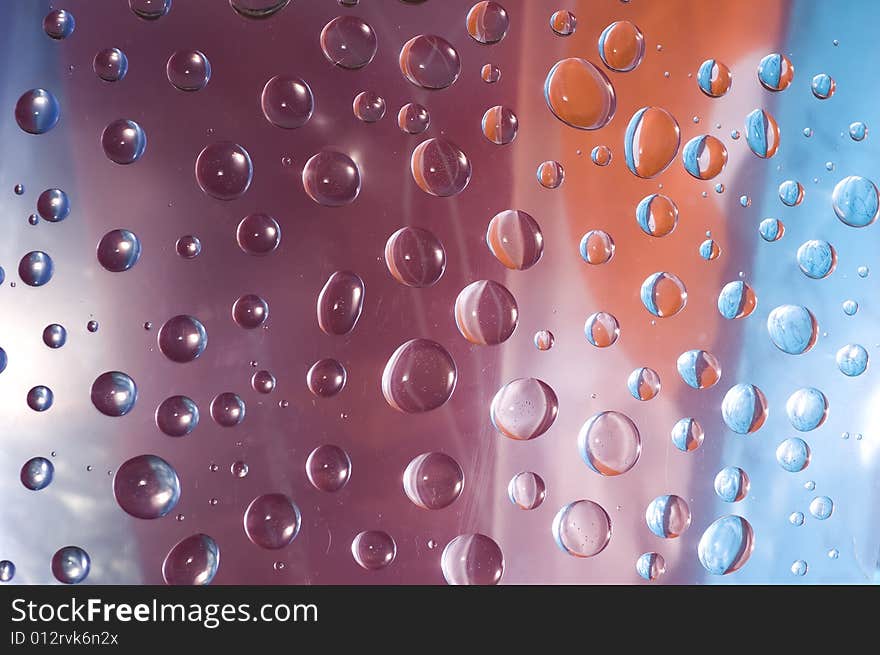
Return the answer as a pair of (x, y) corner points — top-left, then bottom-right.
(158, 315), (207, 362)
(20, 456), (54, 491)
(745, 108), (780, 158)
(229, 0), (290, 18)
(537, 160), (564, 189)
(714, 467), (750, 502)
(486, 210), (543, 271)
(19, 251), (54, 287)
(306, 445), (352, 492)
(598, 21), (645, 72)
(27, 385), (54, 412)
(759, 218), (784, 242)
(775, 437), (811, 472)
(757, 53), (794, 91)
(91, 371), (138, 417)
(399, 35), (461, 89)
(544, 58), (615, 130)
(682, 135), (728, 179)
(717, 281), (757, 319)
(176, 235), (201, 259)
(697, 516), (754, 575)
(636, 552), (666, 581)
(320, 16), (377, 69)
(37, 188), (70, 222)
(52, 546), (90, 584)
(533, 330), (554, 351)
(384, 227), (446, 287)
(850, 121), (868, 141)
(552, 500), (612, 557)
(94, 48), (128, 82)
(778, 179), (804, 206)
(307, 358), (347, 398)
(579, 230), (615, 264)
(836, 343), (868, 377)
(317, 271), (364, 335)
(102, 119), (147, 164)
(0, 560), (15, 583)
(237, 213), (280, 255)
(697, 59), (732, 97)
(721, 383), (769, 434)
(549, 10), (577, 36)
(162, 534), (220, 585)
(195, 142), (253, 200)
(481, 105), (518, 145)
(627, 367), (661, 401)
(490, 378), (558, 440)
(811, 73), (835, 99)
(466, 2), (509, 44)
(43, 323), (67, 349)
(591, 145), (612, 166)
(15, 89), (60, 134)
(636, 194), (678, 237)
(381, 339), (457, 413)
(578, 410), (641, 475)
(411, 138), (471, 197)
(832, 175), (878, 227)
(785, 387), (827, 432)
(232, 294), (269, 329)
(244, 494), (301, 549)
(507, 471), (546, 510)
(303, 150), (361, 206)
(397, 103), (430, 134)
(44, 9), (75, 39)
(481, 63), (501, 83)
(809, 495), (833, 520)
(251, 370), (275, 394)
(210, 392), (245, 427)
(624, 107), (680, 178)
(113, 454), (180, 519)
(767, 305), (818, 355)
(671, 417), (704, 452)
(353, 91), (386, 123)
(97, 229), (141, 272)
(797, 239), (837, 279)
(261, 76), (314, 129)
(441, 534), (504, 585)
(584, 311), (619, 347)
(166, 50), (211, 91)
(155, 395), (200, 437)
(641, 272), (687, 317)
(403, 452), (464, 510)
(351, 531), (397, 570)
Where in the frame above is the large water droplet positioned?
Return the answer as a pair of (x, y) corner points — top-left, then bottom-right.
(317, 271), (364, 335)
(306, 358), (347, 398)
(757, 53), (794, 91)
(15, 89), (60, 134)
(721, 383), (768, 434)
(381, 339), (457, 413)
(486, 210), (543, 270)
(19, 251), (54, 286)
(353, 91), (386, 123)
(811, 73), (835, 99)
(37, 188), (70, 222)
(320, 16), (377, 69)
(129, 0), (171, 20)
(836, 343), (868, 376)
(809, 495), (833, 520)
(91, 371), (137, 417)
(101, 119), (147, 164)
(797, 239), (837, 279)
(745, 108), (780, 158)
(155, 395), (199, 437)
(466, 2), (509, 44)
(210, 392), (245, 427)
(832, 175), (878, 227)
(162, 534), (220, 585)
(645, 494), (691, 538)
(682, 135), (728, 179)
(397, 102), (430, 135)
(578, 410), (641, 475)
(717, 281), (757, 319)
(697, 516), (754, 575)
(507, 471), (546, 510)
(714, 467), (750, 502)
(306, 445), (351, 492)
(454, 280), (518, 345)
(42, 323), (67, 349)
(27, 385), (53, 412)
(441, 534), (503, 585)
(636, 552), (666, 581)
(94, 48), (128, 82)
(544, 58), (616, 130)
(624, 107), (681, 178)
(584, 311), (620, 347)
(243, 493), (301, 549)
(579, 229), (615, 264)
(237, 213), (280, 255)
(232, 294), (269, 329)
(671, 417), (704, 452)
(97, 229), (141, 272)
(260, 75), (313, 129)
(641, 272), (687, 317)
(44, 9), (75, 39)
(384, 227), (446, 287)
(302, 150), (361, 206)
(767, 304), (818, 354)
(481, 105), (518, 145)
(636, 194), (678, 237)
(552, 500), (612, 557)
(490, 378), (558, 440)
(166, 50), (211, 91)
(52, 546), (90, 584)
(410, 138), (471, 197)
(20, 456), (54, 491)
(399, 35), (461, 89)
(785, 388), (827, 432)
(351, 531), (397, 570)
(403, 452), (464, 510)
(775, 437), (811, 472)
(697, 59), (732, 97)
(537, 160), (564, 189)
(597, 20), (645, 72)
(114, 454), (180, 519)
(195, 142), (252, 200)
(158, 315), (207, 362)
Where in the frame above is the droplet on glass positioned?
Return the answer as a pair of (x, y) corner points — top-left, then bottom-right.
(307, 358), (347, 398)
(757, 53), (794, 91)
(243, 493), (301, 549)
(306, 445), (352, 492)
(15, 89), (60, 135)
(91, 371), (137, 417)
(381, 339), (457, 413)
(237, 213), (280, 255)
(317, 271), (364, 335)
(490, 378), (558, 440)
(93, 48), (128, 82)
(101, 119), (147, 164)
(552, 500), (611, 557)
(397, 102), (430, 134)
(384, 227), (446, 287)
(195, 142), (253, 200)
(721, 383), (769, 434)
(51, 546), (90, 584)
(43, 9), (75, 39)
(320, 16), (377, 69)
(166, 50), (211, 91)
(624, 107), (681, 178)
(410, 138), (471, 197)
(113, 454), (180, 519)
(441, 534), (503, 585)
(261, 75), (314, 129)
(578, 410), (641, 475)
(399, 35), (461, 89)
(544, 58), (615, 130)
(210, 392), (245, 427)
(597, 20), (645, 72)
(302, 150), (361, 206)
(697, 516), (754, 575)
(162, 534), (220, 585)
(507, 471), (546, 510)
(232, 294), (269, 329)
(20, 456), (54, 491)
(352, 531), (397, 570)
(403, 452), (464, 510)
(466, 2), (509, 44)
(353, 91), (386, 123)
(155, 395), (199, 437)
(97, 229), (141, 272)
(158, 315), (207, 362)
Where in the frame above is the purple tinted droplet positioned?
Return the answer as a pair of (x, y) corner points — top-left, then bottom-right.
(101, 119), (147, 164)
(351, 531), (397, 570)
(236, 213), (280, 255)
(195, 142), (253, 200)
(166, 50), (211, 91)
(260, 76), (314, 129)
(381, 339), (457, 413)
(251, 370), (276, 394)
(157, 315), (208, 362)
(243, 494), (301, 549)
(229, 0), (290, 19)
(302, 151), (361, 206)
(155, 395), (200, 437)
(398, 103), (430, 134)
(129, 0), (171, 20)
(37, 188), (70, 222)
(113, 454), (180, 519)
(15, 89), (60, 135)
(232, 294), (269, 329)
(51, 546), (90, 584)
(466, 2), (510, 44)
(441, 534), (504, 585)
(96, 229), (141, 272)
(91, 371), (137, 417)
(306, 445), (352, 492)
(307, 358), (347, 398)
(317, 271), (364, 335)
(93, 48), (128, 82)
(353, 91), (386, 122)
(384, 226), (446, 287)
(43, 9), (75, 40)
(403, 452), (464, 509)
(210, 392), (246, 427)
(399, 35), (461, 89)
(175, 235), (201, 259)
(320, 16), (377, 69)
(454, 280), (519, 345)
(162, 534), (220, 585)
(410, 138), (471, 197)
(18, 251), (54, 286)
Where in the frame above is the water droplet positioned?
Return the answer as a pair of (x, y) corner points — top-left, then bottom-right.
(244, 494), (301, 549)
(250, 370), (275, 394)
(757, 53), (794, 91)
(158, 315), (207, 362)
(397, 102), (429, 134)
(809, 496), (834, 520)
(579, 229), (615, 264)
(717, 281), (757, 320)
(842, 299), (859, 316)
(384, 227), (445, 287)
(18, 251), (53, 287)
(317, 271), (364, 335)
(352, 531), (397, 570)
(52, 546), (90, 584)
(27, 385), (53, 411)
(785, 388), (827, 432)
(836, 343), (869, 377)
(627, 367), (660, 401)
(210, 392), (245, 427)
(682, 135), (728, 180)
(15, 88), (60, 134)
(698, 516), (754, 575)
(43, 8), (75, 39)
(232, 294), (269, 329)
(453, 280), (518, 345)
(129, 0), (171, 20)
(236, 213), (280, 255)
(578, 410), (641, 475)
(320, 16), (377, 69)
(624, 107), (681, 178)
(641, 272), (687, 318)
(42, 323), (67, 349)
(636, 194), (678, 237)
(403, 452), (463, 509)
(697, 59), (732, 97)
(549, 10), (577, 36)
(481, 63), (501, 83)
(849, 121), (868, 141)
(507, 472), (546, 510)
(399, 35), (461, 89)
(767, 304), (818, 354)
(307, 358), (347, 398)
(721, 383), (769, 434)
(636, 552), (666, 581)
(584, 311), (620, 347)
(645, 495), (691, 538)
(101, 119), (146, 164)
(811, 73), (835, 99)
(93, 48), (128, 82)
(536, 160), (564, 189)
(91, 371), (137, 416)
(166, 50), (211, 92)
(831, 175), (878, 227)
(533, 330), (554, 351)
(544, 58), (615, 130)
(195, 142), (252, 200)
(597, 20), (645, 72)
(481, 105), (518, 145)
(302, 150), (361, 206)
(486, 210), (543, 271)
(176, 235), (201, 259)
(759, 217), (784, 241)
(162, 534), (220, 585)
(87, 320), (99, 333)
(466, 2), (509, 44)
(671, 417), (704, 452)
(797, 239), (837, 279)
(775, 437), (811, 472)
(353, 90), (386, 123)
(828, 548), (839, 560)
(96, 229), (141, 272)
(382, 339), (457, 413)
(0, 561), (15, 583)
(700, 238), (721, 261)
(113, 454), (180, 519)
(789, 511), (804, 526)
(441, 534), (504, 585)
(552, 500), (612, 557)
(778, 179), (804, 206)
(306, 445), (351, 492)
(858, 265), (870, 277)
(490, 378), (558, 440)
(156, 395), (199, 437)
(590, 145), (612, 166)
(260, 75), (313, 129)
(410, 138), (471, 196)
(20, 456), (53, 491)
(229, 0), (290, 18)
(714, 467), (750, 502)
